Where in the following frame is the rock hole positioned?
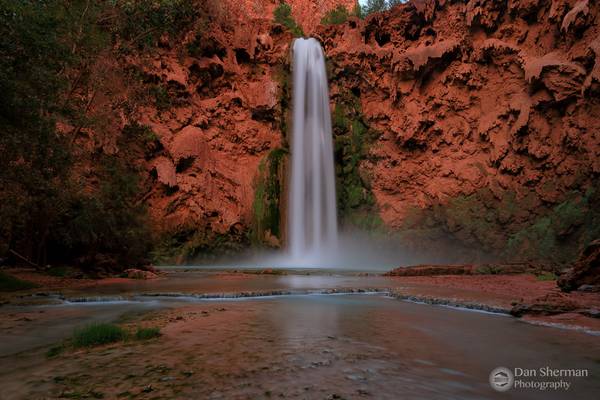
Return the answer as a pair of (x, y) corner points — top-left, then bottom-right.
(176, 157), (195, 173)
(235, 48), (251, 64)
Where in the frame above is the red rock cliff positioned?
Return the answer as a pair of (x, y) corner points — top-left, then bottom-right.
(318, 0), (599, 262)
(71, 0), (599, 263)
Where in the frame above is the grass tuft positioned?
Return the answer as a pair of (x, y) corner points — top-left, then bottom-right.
(73, 323), (125, 348)
(134, 327), (161, 340)
(536, 272), (557, 281)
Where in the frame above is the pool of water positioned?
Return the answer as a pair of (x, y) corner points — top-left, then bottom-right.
(0, 271), (600, 399)
(0, 274), (598, 399)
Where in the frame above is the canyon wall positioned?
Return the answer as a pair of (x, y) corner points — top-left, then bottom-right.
(68, 0), (599, 265)
(318, 0), (600, 263)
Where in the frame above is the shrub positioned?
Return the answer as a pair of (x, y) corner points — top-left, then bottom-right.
(321, 5), (349, 25)
(135, 327), (161, 340)
(0, 272), (38, 292)
(48, 157), (153, 270)
(73, 323), (126, 348)
(364, 0), (388, 15)
(115, 0), (200, 49)
(274, 3), (304, 37)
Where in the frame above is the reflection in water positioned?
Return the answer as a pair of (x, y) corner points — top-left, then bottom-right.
(274, 295), (340, 345)
(1, 294), (600, 399)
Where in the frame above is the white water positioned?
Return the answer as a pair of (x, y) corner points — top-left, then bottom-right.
(288, 38), (338, 264)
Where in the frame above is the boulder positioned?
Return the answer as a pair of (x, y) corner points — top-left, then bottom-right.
(558, 239), (600, 292)
(169, 125), (210, 166)
(384, 264), (476, 276)
(510, 292), (579, 317)
(152, 156), (177, 187)
(124, 268), (159, 280)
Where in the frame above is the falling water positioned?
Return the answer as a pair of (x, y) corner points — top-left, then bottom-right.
(288, 38), (338, 263)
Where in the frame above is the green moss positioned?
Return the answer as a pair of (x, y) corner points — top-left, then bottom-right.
(346, 211), (385, 231)
(252, 148), (287, 245)
(444, 194), (499, 248)
(505, 189), (599, 263)
(274, 3), (304, 37)
(72, 323), (125, 348)
(274, 65), (292, 143)
(332, 91), (380, 229)
(0, 272), (38, 292)
(392, 182), (600, 265)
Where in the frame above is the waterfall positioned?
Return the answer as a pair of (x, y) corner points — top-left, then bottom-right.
(288, 38), (338, 263)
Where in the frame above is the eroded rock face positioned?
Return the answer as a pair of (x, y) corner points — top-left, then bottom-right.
(70, 0), (599, 263)
(318, 0), (600, 261)
(136, 19), (290, 242)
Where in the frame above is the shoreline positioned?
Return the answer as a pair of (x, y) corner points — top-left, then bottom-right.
(2, 267), (599, 334)
(0, 268), (600, 335)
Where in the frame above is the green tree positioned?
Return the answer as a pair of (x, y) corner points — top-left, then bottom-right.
(321, 5), (349, 25)
(0, 0), (163, 269)
(387, 0), (405, 8)
(0, 0), (80, 264)
(352, 2), (364, 19)
(113, 0), (200, 50)
(364, 0), (387, 15)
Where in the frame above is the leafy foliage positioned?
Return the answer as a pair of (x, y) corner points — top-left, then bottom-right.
(0, 1), (203, 270)
(321, 5), (350, 25)
(114, 0), (199, 49)
(274, 3), (304, 37)
(0, 0), (82, 265)
(363, 0), (387, 15)
(361, 0), (405, 16)
(152, 224), (249, 264)
(352, 2), (365, 19)
(0, 271), (38, 292)
(49, 158), (153, 269)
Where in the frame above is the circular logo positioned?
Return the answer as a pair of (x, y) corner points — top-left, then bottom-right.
(489, 367), (514, 392)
